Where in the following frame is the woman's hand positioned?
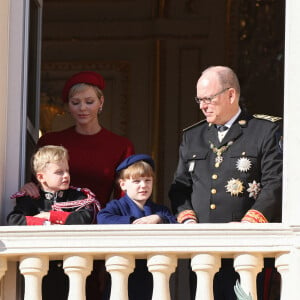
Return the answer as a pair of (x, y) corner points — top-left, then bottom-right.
(20, 182), (40, 198)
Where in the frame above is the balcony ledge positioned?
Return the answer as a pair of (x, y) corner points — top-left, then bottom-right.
(0, 223), (296, 260)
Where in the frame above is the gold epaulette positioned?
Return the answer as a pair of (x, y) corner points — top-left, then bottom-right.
(253, 114), (282, 122)
(183, 119), (206, 132)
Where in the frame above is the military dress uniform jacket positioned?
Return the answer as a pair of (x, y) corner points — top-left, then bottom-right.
(169, 111), (283, 223)
(7, 186), (100, 225)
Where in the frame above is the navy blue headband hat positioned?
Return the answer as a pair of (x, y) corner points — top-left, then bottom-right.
(116, 154), (155, 172)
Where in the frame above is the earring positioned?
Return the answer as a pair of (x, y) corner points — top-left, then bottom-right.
(98, 107), (103, 114)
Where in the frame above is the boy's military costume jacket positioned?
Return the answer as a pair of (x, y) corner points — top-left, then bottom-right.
(169, 111), (283, 223)
(7, 186), (100, 225)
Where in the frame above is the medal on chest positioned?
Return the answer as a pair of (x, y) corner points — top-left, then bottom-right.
(225, 178), (244, 196)
(209, 140), (234, 167)
(236, 157), (252, 172)
(247, 180), (261, 199)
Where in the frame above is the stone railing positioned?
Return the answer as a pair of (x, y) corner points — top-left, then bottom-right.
(0, 223), (299, 300)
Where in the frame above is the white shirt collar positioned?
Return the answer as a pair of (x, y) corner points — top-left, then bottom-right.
(223, 108), (241, 129)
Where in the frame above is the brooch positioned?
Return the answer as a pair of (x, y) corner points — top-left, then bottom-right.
(247, 180), (261, 199)
(45, 193), (53, 200)
(236, 157), (252, 172)
(225, 178), (244, 196)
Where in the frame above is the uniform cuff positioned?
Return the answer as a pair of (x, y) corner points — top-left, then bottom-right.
(177, 210), (198, 224)
(25, 216), (46, 225)
(241, 209), (268, 223)
(50, 211), (71, 224)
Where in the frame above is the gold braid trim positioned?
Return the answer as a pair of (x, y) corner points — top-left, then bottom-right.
(253, 114), (282, 123)
(241, 209), (268, 223)
(177, 210), (198, 223)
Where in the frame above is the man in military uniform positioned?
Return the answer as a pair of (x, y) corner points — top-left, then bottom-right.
(169, 66), (283, 299)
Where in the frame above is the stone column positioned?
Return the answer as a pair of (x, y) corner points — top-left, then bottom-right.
(63, 255), (93, 300)
(191, 253), (221, 300)
(147, 254), (177, 300)
(282, 248), (300, 299)
(275, 252), (289, 299)
(234, 253), (263, 300)
(0, 257), (7, 280)
(0, 258), (8, 299)
(19, 255), (49, 300)
(105, 254), (135, 300)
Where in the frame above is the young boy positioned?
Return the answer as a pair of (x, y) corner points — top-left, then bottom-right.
(97, 154), (176, 300)
(7, 145), (100, 300)
(7, 145), (100, 225)
(97, 154), (176, 224)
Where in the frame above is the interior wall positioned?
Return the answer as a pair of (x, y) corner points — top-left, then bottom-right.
(41, 0), (230, 206)
(40, 0), (284, 210)
(0, 0), (10, 223)
(40, 3), (232, 297)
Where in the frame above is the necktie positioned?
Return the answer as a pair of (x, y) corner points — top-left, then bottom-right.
(217, 125), (228, 132)
(216, 125), (229, 142)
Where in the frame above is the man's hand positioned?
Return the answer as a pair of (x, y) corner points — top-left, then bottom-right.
(184, 219), (198, 224)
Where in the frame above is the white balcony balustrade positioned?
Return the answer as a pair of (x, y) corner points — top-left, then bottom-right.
(63, 255), (93, 300)
(148, 254), (177, 300)
(105, 254), (134, 300)
(191, 253), (221, 299)
(19, 255), (48, 300)
(0, 223), (298, 300)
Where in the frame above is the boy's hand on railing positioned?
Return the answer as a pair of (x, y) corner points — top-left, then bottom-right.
(34, 211), (50, 220)
(132, 214), (162, 224)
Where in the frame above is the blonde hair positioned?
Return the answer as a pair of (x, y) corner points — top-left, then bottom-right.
(118, 161), (154, 180)
(32, 145), (69, 175)
(68, 83), (104, 100)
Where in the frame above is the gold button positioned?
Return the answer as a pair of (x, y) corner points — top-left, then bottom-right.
(211, 188), (217, 194)
(215, 162), (220, 168)
(210, 204), (216, 210)
(212, 174), (218, 180)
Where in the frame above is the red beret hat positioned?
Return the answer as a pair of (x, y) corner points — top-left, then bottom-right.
(61, 71), (105, 102)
